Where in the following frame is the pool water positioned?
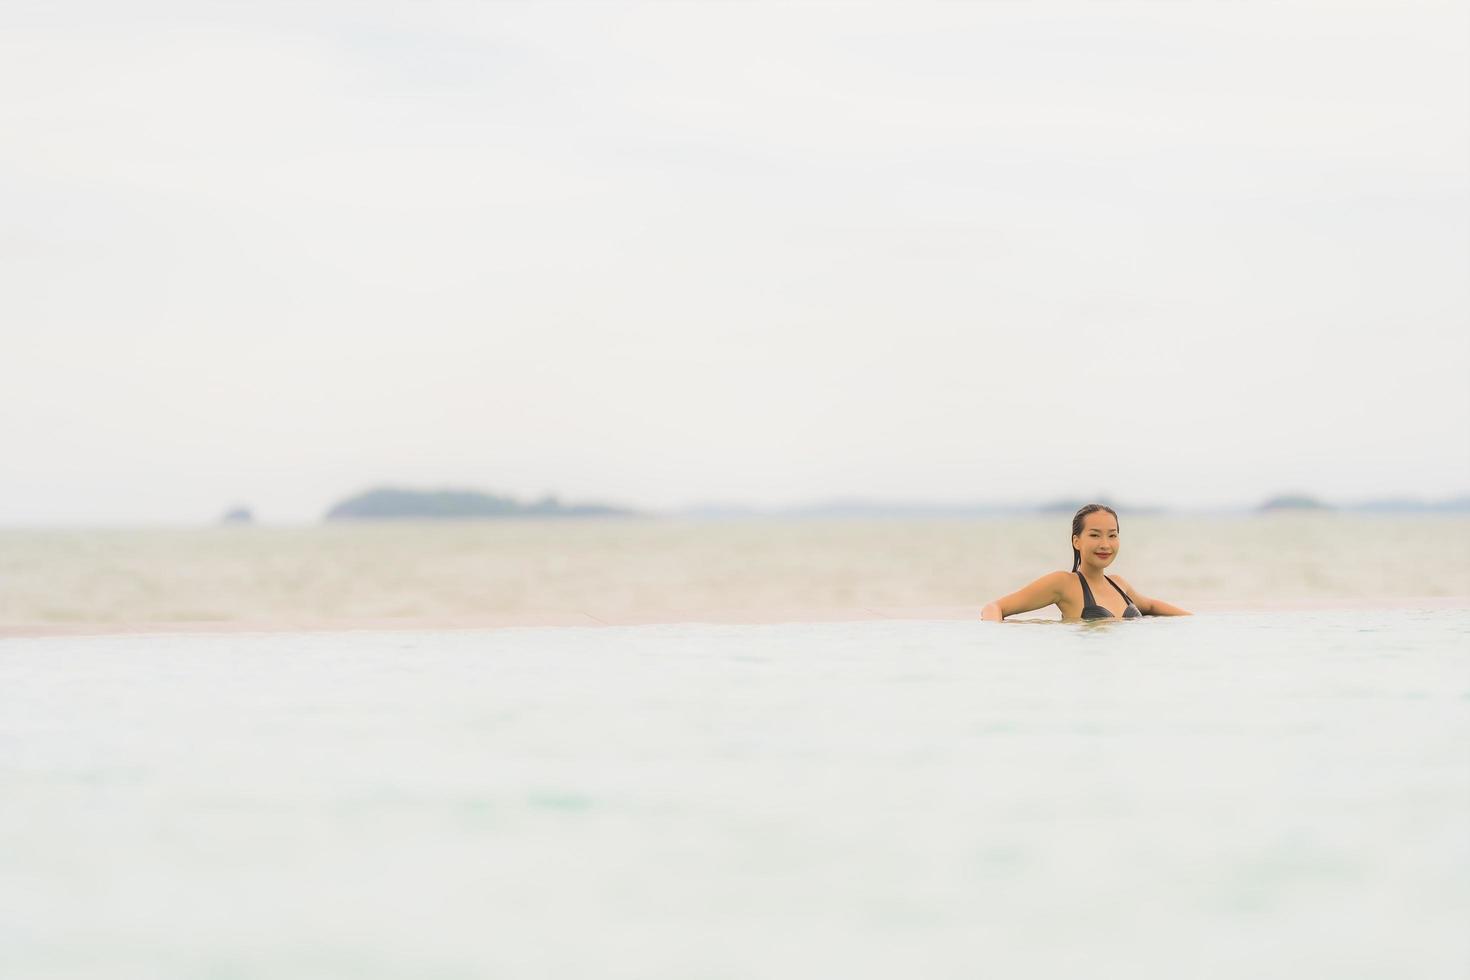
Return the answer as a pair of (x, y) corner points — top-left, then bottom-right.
(2, 609), (1467, 979)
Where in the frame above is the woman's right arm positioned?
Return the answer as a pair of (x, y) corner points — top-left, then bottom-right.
(981, 572), (1068, 621)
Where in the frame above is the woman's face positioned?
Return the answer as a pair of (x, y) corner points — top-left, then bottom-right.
(1074, 511), (1120, 570)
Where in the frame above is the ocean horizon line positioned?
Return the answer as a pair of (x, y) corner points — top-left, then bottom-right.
(3, 496), (1470, 530)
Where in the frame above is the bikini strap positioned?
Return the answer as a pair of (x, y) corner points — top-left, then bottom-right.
(1104, 575), (1134, 604)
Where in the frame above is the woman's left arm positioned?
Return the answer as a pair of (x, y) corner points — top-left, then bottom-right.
(1115, 576), (1192, 616)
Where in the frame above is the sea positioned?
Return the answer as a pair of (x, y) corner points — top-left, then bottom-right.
(2, 513), (1467, 628)
(2, 515), (1467, 979)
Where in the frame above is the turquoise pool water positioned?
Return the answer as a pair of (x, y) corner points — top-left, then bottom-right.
(2, 610), (1467, 979)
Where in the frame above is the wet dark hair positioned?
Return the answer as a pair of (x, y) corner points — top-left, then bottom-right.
(1071, 503), (1119, 572)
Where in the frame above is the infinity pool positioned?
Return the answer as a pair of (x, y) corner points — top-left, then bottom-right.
(3, 610), (1466, 979)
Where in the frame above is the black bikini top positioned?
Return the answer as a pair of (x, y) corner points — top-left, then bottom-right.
(1077, 572), (1142, 619)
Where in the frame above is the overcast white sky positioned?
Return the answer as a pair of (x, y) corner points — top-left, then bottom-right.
(2, 1), (1467, 523)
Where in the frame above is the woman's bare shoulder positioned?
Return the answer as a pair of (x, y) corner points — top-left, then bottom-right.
(1041, 570), (1080, 597)
(1110, 573), (1143, 596)
(1038, 570), (1075, 587)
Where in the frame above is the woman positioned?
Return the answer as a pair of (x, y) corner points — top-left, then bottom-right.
(980, 503), (1192, 621)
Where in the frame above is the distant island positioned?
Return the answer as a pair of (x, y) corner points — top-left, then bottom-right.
(312, 487), (1470, 523)
(324, 487), (635, 521)
(1258, 494), (1332, 513)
